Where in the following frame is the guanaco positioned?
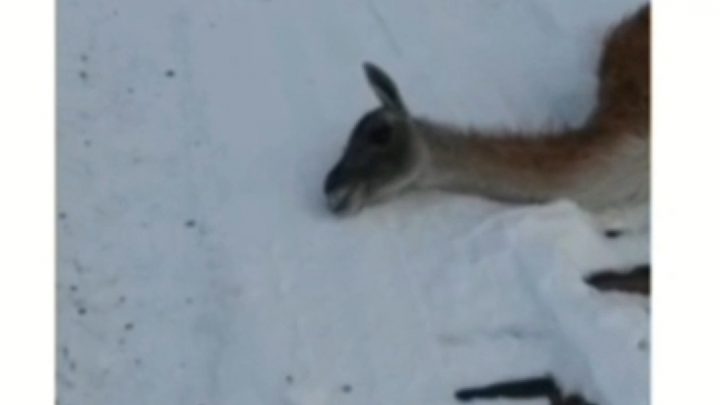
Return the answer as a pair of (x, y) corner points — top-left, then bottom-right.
(324, 4), (650, 229)
(326, 8), (651, 403)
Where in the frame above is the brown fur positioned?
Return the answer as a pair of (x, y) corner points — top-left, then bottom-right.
(591, 4), (650, 136)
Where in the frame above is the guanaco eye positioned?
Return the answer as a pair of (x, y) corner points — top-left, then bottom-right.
(368, 127), (392, 145)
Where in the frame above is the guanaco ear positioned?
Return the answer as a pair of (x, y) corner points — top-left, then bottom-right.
(363, 62), (407, 114)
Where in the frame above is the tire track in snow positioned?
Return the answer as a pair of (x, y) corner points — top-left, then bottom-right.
(366, 0), (403, 57)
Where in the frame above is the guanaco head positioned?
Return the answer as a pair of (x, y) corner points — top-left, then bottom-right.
(324, 62), (424, 215)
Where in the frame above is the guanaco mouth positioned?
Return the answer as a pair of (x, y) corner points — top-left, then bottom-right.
(325, 185), (365, 215)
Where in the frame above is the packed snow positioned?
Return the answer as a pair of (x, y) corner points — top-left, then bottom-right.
(58, 0), (649, 404)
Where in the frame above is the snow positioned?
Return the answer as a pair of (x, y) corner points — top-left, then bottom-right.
(58, 1), (649, 404)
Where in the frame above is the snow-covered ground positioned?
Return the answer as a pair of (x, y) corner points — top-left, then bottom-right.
(57, 1), (649, 404)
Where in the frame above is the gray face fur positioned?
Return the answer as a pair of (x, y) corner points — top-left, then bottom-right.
(324, 63), (422, 215)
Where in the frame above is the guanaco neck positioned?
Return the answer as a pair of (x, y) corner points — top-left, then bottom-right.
(403, 5), (649, 210)
(411, 118), (622, 205)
